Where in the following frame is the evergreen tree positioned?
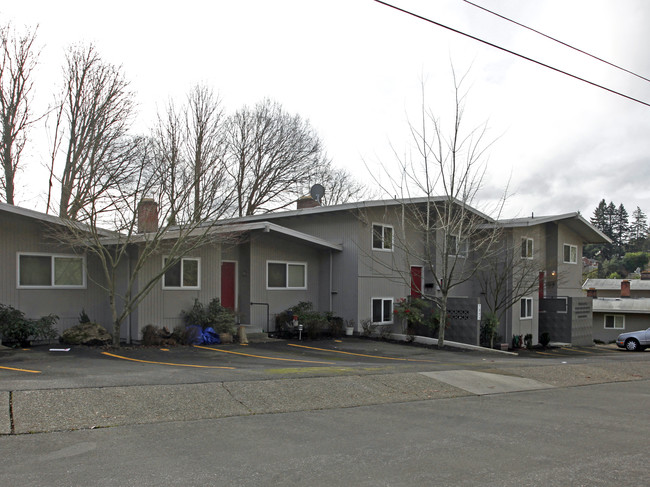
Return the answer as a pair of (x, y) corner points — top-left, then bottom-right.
(590, 199), (608, 232)
(612, 203), (629, 255)
(629, 206), (649, 252)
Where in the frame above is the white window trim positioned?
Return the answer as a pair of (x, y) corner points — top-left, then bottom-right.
(557, 297), (568, 314)
(520, 297), (533, 320)
(563, 244), (578, 264)
(162, 256), (201, 290)
(372, 223), (394, 251)
(17, 252), (86, 289)
(448, 234), (469, 258)
(521, 237), (534, 259)
(266, 260), (308, 290)
(604, 314), (625, 330)
(371, 297), (394, 324)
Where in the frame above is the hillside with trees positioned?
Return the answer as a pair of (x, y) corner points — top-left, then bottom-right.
(585, 199), (650, 278)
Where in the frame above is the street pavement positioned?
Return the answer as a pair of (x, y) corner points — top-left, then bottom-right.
(1, 337), (649, 435)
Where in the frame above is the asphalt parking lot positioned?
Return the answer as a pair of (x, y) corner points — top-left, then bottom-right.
(0, 336), (632, 392)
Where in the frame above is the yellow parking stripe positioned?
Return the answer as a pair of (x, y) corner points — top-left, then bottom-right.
(194, 345), (335, 365)
(101, 352), (235, 369)
(533, 351), (556, 356)
(288, 343), (439, 363)
(560, 348), (593, 354)
(0, 365), (41, 374)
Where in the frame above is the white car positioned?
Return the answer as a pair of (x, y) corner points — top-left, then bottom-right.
(616, 327), (650, 351)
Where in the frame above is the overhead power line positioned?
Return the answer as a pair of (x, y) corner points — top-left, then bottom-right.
(463, 0), (650, 84)
(373, 0), (650, 108)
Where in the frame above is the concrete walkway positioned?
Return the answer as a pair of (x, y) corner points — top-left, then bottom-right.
(3, 359), (650, 435)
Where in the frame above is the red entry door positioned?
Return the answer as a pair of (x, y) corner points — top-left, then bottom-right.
(221, 262), (236, 311)
(410, 266), (422, 298)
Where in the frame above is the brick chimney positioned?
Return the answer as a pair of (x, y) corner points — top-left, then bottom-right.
(621, 279), (631, 298)
(641, 270), (650, 280)
(138, 198), (158, 233)
(586, 288), (597, 298)
(297, 195), (319, 210)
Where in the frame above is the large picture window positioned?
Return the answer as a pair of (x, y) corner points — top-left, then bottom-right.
(563, 244), (577, 264)
(18, 253), (85, 288)
(371, 298), (393, 324)
(163, 257), (200, 289)
(267, 261), (307, 289)
(520, 297), (533, 319)
(372, 224), (393, 251)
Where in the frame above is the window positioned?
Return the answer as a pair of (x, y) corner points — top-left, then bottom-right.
(604, 315), (625, 330)
(371, 298), (393, 324)
(372, 224), (393, 251)
(18, 253), (85, 288)
(163, 257), (200, 289)
(267, 261), (307, 289)
(563, 244), (578, 264)
(521, 238), (533, 259)
(448, 235), (468, 258)
(520, 297), (533, 319)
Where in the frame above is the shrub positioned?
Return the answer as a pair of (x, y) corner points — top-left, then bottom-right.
(0, 304), (58, 347)
(480, 312), (500, 348)
(79, 308), (91, 324)
(182, 298), (236, 334)
(329, 316), (344, 338)
(275, 302), (340, 339)
(360, 319), (376, 337)
(539, 332), (551, 347)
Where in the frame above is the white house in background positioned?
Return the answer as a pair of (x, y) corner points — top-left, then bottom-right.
(583, 278), (650, 343)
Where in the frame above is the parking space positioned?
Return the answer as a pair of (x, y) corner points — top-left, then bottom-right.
(0, 338), (628, 391)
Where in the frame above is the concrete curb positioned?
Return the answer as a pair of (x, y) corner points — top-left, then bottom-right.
(389, 333), (519, 356)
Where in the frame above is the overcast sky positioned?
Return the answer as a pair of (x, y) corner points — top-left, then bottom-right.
(3, 0), (650, 219)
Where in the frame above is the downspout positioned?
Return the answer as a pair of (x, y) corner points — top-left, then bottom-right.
(127, 252), (132, 344)
(329, 250), (333, 312)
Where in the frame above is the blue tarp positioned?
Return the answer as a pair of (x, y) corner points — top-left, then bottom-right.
(186, 325), (221, 345)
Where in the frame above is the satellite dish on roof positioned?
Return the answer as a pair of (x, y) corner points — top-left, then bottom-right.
(310, 184), (325, 204)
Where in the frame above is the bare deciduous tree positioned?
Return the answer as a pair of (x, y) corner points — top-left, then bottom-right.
(151, 84), (232, 224)
(311, 166), (373, 206)
(0, 23), (39, 205)
(476, 235), (541, 347)
(225, 98), (328, 216)
(47, 44), (136, 221)
(374, 70), (506, 348)
(55, 137), (240, 347)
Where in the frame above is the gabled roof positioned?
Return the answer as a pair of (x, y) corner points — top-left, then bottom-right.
(499, 212), (611, 244)
(102, 221), (343, 252)
(209, 196), (496, 227)
(0, 201), (116, 237)
(582, 278), (650, 291)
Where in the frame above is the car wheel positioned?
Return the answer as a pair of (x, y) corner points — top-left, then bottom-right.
(625, 339), (640, 351)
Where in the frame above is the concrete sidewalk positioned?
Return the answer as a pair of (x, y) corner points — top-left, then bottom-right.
(3, 359), (650, 435)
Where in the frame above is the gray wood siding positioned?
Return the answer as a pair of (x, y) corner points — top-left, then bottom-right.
(136, 242), (221, 336)
(0, 212), (112, 336)
(272, 211), (361, 324)
(556, 223), (584, 298)
(247, 232), (325, 329)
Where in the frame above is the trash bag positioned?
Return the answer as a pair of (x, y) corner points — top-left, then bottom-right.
(202, 327), (221, 345)
(185, 325), (204, 345)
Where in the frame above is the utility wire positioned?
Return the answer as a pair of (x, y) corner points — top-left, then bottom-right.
(463, 0), (650, 84)
(374, 0), (650, 108)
